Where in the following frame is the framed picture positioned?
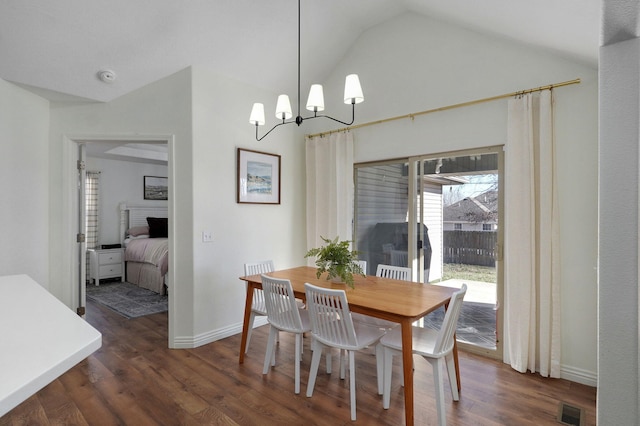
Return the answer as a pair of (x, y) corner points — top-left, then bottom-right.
(237, 148), (281, 204)
(144, 176), (168, 200)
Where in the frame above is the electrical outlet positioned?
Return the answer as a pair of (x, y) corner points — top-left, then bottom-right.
(202, 231), (213, 242)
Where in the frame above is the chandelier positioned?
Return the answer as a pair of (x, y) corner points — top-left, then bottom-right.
(249, 0), (364, 141)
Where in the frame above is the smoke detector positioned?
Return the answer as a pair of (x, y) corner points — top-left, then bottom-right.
(98, 69), (117, 83)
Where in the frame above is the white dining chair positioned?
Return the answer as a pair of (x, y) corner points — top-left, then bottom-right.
(380, 284), (467, 426)
(243, 260), (275, 354)
(304, 283), (386, 421)
(354, 259), (367, 275)
(261, 275), (311, 394)
(376, 263), (411, 281)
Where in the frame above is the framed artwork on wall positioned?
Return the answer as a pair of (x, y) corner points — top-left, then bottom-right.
(237, 148), (281, 204)
(144, 176), (168, 200)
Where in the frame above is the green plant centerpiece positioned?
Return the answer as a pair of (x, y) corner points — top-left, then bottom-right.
(305, 236), (365, 289)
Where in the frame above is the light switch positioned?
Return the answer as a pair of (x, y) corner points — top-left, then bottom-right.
(202, 231), (213, 242)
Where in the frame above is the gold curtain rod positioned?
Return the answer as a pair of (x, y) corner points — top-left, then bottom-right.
(307, 78), (581, 138)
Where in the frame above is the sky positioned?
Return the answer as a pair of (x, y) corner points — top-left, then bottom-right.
(443, 174), (497, 205)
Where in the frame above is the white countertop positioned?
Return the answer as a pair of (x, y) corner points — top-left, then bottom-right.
(0, 274), (102, 416)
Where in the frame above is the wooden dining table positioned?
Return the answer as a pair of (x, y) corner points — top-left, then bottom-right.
(239, 266), (459, 426)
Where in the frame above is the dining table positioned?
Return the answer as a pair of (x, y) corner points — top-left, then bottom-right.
(238, 266), (459, 426)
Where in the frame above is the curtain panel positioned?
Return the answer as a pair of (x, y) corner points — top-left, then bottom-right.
(504, 91), (561, 377)
(305, 132), (354, 254)
(85, 171), (100, 281)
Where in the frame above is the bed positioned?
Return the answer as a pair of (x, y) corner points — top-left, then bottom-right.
(119, 204), (169, 294)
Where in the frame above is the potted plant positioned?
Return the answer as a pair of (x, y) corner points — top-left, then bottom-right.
(305, 236), (365, 288)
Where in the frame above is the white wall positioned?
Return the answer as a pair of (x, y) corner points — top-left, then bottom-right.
(49, 66), (308, 348)
(312, 13), (599, 384)
(49, 68), (193, 342)
(598, 37), (639, 424)
(0, 79), (50, 287)
(189, 67), (306, 343)
(85, 156), (168, 244)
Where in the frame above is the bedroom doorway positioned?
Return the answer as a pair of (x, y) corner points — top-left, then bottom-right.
(74, 137), (172, 324)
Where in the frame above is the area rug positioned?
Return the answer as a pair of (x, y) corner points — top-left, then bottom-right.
(86, 281), (168, 319)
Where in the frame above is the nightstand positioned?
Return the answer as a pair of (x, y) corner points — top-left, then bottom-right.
(88, 248), (124, 285)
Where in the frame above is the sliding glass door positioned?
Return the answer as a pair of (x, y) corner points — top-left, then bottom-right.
(354, 146), (503, 358)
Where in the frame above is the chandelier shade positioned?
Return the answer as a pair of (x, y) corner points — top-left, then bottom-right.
(344, 74), (364, 104)
(306, 84), (325, 112)
(249, 0), (364, 141)
(249, 103), (265, 126)
(275, 95), (293, 120)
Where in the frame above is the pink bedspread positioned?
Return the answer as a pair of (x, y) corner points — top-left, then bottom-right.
(125, 238), (168, 276)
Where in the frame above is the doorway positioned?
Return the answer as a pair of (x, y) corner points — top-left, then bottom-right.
(354, 146), (503, 358)
(64, 135), (175, 346)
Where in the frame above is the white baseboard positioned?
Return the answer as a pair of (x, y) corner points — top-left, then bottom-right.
(172, 317), (269, 349)
(561, 364), (597, 387)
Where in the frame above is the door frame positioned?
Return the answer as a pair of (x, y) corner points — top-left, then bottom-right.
(61, 134), (176, 346)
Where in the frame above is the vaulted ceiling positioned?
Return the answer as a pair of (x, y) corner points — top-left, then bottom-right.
(1, 0), (604, 104)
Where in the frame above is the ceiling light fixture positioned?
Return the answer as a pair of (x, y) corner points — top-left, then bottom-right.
(249, 0), (364, 141)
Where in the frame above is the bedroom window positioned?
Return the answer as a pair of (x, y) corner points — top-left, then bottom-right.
(85, 171), (100, 280)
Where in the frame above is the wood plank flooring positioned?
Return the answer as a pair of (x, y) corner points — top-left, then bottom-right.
(1, 300), (596, 425)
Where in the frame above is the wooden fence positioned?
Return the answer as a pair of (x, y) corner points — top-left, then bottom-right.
(443, 231), (496, 266)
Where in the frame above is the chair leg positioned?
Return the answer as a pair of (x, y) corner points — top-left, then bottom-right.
(262, 326), (278, 374)
(349, 350), (357, 421)
(375, 344), (384, 395)
(245, 311), (257, 354)
(382, 347), (395, 409)
(340, 349), (346, 380)
(430, 358), (447, 426)
(445, 353), (459, 401)
(294, 333), (302, 394)
(306, 343), (323, 397)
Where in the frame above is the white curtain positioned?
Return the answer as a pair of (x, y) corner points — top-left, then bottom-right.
(305, 132), (354, 253)
(85, 171), (100, 281)
(504, 91), (561, 377)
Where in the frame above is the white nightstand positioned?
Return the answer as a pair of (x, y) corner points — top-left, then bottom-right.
(88, 248), (124, 286)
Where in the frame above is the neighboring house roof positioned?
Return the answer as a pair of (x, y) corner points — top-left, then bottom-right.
(444, 190), (498, 223)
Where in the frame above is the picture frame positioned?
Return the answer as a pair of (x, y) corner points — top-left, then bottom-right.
(237, 148), (281, 204)
(144, 176), (168, 200)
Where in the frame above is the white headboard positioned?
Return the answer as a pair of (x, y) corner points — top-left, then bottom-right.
(119, 203), (168, 243)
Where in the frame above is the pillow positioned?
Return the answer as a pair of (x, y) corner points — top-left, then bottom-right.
(128, 225), (150, 237)
(147, 217), (168, 238)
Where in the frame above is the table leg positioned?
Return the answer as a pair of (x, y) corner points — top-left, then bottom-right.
(238, 283), (255, 364)
(401, 319), (414, 426)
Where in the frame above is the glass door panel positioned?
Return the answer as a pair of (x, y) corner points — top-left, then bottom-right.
(354, 161), (410, 276)
(355, 147), (503, 357)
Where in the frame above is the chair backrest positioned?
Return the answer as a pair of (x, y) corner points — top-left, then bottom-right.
(244, 260), (275, 276)
(261, 275), (304, 333)
(355, 260), (367, 275)
(432, 284), (467, 355)
(245, 261), (275, 309)
(376, 264), (411, 281)
(304, 283), (358, 349)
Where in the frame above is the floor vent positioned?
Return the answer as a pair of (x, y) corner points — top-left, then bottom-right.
(557, 402), (585, 425)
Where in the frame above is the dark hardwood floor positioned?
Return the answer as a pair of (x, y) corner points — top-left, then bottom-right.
(1, 300), (596, 425)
